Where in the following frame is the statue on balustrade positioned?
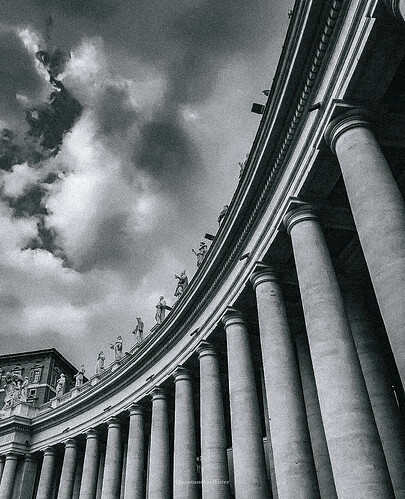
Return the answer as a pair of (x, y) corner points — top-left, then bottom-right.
(110, 336), (123, 361)
(132, 317), (144, 344)
(74, 365), (85, 387)
(174, 270), (188, 299)
(155, 296), (167, 324)
(217, 205), (229, 225)
(192, 241), (207, 267)
(20, 377), (29, 402)
(55, 373), (66, 397)
(2, 372), (16, 409)
(95, 351), (106, 374)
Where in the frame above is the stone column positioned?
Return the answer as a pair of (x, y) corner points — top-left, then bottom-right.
(101, 417), (122, 499)
(383, 0), (405, 22)
(79, 429), (99, 499)
(124, 404), (145, 499)
(36, 447), (56, 499)
(325, 111), (405, 390)
(222, 308), (270, 498)
(260, 370), (278, 499)
(295, 333), (337, 499)
(284, 205), (394, 498)
(57, 439), (78, 499)
(197, 341), (230, 499)
(250, 268), (320, 499)
(0, 453), (18, 499)
(148, 388), (170, 499)
(173, 367), (198, 499)
(342, 280), (405, 497)
(19, 454), (39, 499)
(0, 455), (5, 483)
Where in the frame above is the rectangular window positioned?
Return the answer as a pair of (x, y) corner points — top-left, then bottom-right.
(33, 370), (41, 383)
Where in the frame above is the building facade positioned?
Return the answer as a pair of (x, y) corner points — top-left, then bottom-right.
(0, 349), (81, 408)
(1, 0), (405, 497)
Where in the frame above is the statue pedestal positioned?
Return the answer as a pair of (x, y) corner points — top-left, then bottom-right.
(91, 374), (101, 386)
(111, 360), (121, 372)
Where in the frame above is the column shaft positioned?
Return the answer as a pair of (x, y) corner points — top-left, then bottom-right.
(343, 282), (405, 497)
(36, 447), (56, 499)
(251, 269), (320, 498)
(101, 418), (122, 499)
(327, 113), (405, 389)
(58, 439), (78, 499)
(198, 342), (231, 499)
(295, 333), (337, 499)
(285, 207), (394, 498)
(260, 370), (278, 499)
(19, 454), (38, 499)
(148, 388), (171, 499)
(173, 368), (198, 499)
(0, 456), (5, 484)
(79, 429), (100, 499)
(222, 310), (270, 498)
(124, 405), (145, 499)
(0, 454), (18, 499)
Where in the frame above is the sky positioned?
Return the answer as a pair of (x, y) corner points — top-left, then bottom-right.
(0, 0), (290, 376)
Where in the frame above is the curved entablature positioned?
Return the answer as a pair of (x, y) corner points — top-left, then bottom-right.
(1, 0), (405, 497)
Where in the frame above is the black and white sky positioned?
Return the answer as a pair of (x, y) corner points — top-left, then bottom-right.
(0, 0), (290, 372)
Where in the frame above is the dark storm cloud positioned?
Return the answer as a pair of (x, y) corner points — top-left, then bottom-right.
(0, 31), (44, 128)
(2, 0), (271, 194)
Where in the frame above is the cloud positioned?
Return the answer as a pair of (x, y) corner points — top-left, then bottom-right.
(0, 0), (290, 369)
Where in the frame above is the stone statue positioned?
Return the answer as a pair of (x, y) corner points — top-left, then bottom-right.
(2, 372), (16, 409)
(95, 352), (106, 375)
(132, 318), (144, 344)
(55, 374), (66, 397)
(110, 336), (123, 361)
(74, 365), (85, 387)
(155, 296), (167, 324)
(20, 377), (29, 402)
(174, 270), (188, 299)
(192, 242), (207, 267)
(12, 374), (23, 404)
(218, 205), (229, 225)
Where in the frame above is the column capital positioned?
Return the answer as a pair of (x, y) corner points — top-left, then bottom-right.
(383, 0), (405, 22)
(283, 204), (318, 235)
(42, 447), (55, 457)
(197, 340), (217, 359)
(324, 109), (371, 155)
(85, 428), (99, 439)
(23, 453), (36, 462)
(63, 438), (77, 449)
(250, 264), (279, 289)
(150, 387), (166, 401)
(105, 416), (121, 428)
(4, 453), (18, 462)
(128, 403), (143, 416)
(173, 366), (192, 382)
(221, 307), (246, 329)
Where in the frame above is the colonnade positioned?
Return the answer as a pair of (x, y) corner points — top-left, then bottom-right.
(1, 111), (405, 498)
